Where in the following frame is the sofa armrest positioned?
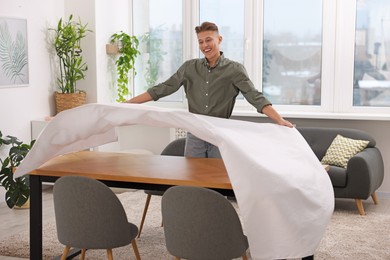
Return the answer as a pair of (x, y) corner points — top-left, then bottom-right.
(345, 147), (384, 199)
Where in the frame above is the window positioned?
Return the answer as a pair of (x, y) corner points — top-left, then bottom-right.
(262, 0), (323, 105)
(353, 0), (390, 107)
(199, 0), (245, 64)
(133, 0), (183, 102)
(129, 0), (390, 118)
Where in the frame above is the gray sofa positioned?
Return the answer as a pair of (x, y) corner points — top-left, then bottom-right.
(297, 127), (384, 215)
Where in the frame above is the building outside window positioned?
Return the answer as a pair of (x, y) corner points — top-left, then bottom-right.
(353, 0), (390, 107)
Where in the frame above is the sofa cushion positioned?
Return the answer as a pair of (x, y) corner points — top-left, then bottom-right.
(320, 134), (369, 168)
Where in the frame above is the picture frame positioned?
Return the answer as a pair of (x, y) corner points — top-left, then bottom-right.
(0, 17), (29, 88)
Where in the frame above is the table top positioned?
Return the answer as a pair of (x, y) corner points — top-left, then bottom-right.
(29, 151), (232, 190)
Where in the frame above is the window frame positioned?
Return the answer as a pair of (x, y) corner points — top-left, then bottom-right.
(335, 0), (390, 116)
(129, 0), (390, 120)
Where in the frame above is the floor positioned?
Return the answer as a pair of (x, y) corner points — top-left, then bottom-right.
(0, 187), (389, 260)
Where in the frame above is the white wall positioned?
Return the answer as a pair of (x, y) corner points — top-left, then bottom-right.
(0, 0), (64, 203)
(0, 0), (127, 141)
(95, 0), (130, 104)
(64, 0), (131, 104)
(0, 0), (63, 142)
(64, 0), (97, 103)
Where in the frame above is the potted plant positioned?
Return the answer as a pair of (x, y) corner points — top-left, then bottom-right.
(0, 131), (35, 209)
(50, 14), (92, 114)
(108, 31), (140, 102)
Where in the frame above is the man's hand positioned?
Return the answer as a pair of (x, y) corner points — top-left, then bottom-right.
(276, 118), (294, 128)
(261, 105), (294, 128)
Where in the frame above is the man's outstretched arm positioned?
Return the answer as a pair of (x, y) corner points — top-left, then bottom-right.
(124, 92), (153, 104)
(261, 105), (294, 128)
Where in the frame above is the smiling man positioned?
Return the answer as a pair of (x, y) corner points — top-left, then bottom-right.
(126, 21), (293, 158)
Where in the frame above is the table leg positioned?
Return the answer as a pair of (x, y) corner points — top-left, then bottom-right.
(30, 175), (43, 260)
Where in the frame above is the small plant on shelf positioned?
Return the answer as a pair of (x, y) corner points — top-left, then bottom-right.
(109, 31), (140, 102)
(0, 131), (35, 208)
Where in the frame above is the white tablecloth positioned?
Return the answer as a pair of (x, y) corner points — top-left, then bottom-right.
(16, 103), (334, 259)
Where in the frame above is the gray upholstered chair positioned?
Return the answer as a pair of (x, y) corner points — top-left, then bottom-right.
(138, 137), (186, 238)
(161, 186), (249, 260)
(53, 175), (141, 260)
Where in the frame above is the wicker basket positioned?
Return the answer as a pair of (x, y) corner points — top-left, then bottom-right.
(54, 91), (86, 114)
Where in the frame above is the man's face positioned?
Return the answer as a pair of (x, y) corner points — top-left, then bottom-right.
(197, 30), (222, 60)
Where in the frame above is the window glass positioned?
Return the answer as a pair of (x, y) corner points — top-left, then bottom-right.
(353, 0), (390, 107)
(133, 0), (183, 101)
(263, 0), (323, 105)
(199, 0), (245, 64)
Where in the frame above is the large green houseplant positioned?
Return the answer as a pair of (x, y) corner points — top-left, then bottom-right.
(109, 31), (140, 102)
(0, 131), (35, 209)
(50, 15), (92, 113)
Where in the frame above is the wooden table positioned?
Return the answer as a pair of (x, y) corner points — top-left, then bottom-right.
(28, 151), (232, 259)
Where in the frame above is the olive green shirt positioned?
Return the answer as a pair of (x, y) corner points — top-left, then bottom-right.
(147, 53), (272, 119)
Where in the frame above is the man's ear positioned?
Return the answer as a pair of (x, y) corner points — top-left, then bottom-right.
(219, 36), (223, 43)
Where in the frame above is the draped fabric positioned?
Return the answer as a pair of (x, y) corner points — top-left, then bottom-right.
(16, 103), (334, 259)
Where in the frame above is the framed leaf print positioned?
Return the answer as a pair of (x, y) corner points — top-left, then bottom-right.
(0, 17), (29, 88)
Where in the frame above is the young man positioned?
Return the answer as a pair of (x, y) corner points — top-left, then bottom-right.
(125, 21), (293, 158)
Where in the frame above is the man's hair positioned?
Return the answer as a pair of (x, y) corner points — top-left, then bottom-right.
(195, 22), (219, 34)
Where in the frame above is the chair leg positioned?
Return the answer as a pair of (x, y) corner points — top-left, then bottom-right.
(107, 248), (113, 260)
(371, 192), (379, 205)
(138, 194), (152, 238)
(60, 246), (70, 260)
(175, 257), (181, 260)
(355, 199), (366, 215)
(242, 253), (248, 260)
(131, 239), (141, 260)
(81, 248), (86, 260)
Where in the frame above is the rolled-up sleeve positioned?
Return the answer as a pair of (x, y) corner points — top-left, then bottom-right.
(147, 63), (186, 101)
(234, 64), (272, 113)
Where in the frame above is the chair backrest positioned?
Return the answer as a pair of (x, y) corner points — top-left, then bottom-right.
(143, 138), (186, 196)
(161, 138), (186, 156)
(53, 175), (136, 249)
(161, 186), (248, 260)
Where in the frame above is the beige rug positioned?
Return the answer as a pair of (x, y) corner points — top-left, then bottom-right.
(0, 191), (389, 260)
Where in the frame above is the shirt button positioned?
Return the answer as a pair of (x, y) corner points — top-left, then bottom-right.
(205, 93), (208, 96)
(206, 81), (209, 84)
(206, 105), (208, 108)
(208, 70), (211, 73)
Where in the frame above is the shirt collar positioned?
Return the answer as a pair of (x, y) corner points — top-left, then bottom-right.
(202, 52), (224, 69)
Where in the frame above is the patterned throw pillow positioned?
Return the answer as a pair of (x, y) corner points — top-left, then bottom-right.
(321, 134), (369, 168)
